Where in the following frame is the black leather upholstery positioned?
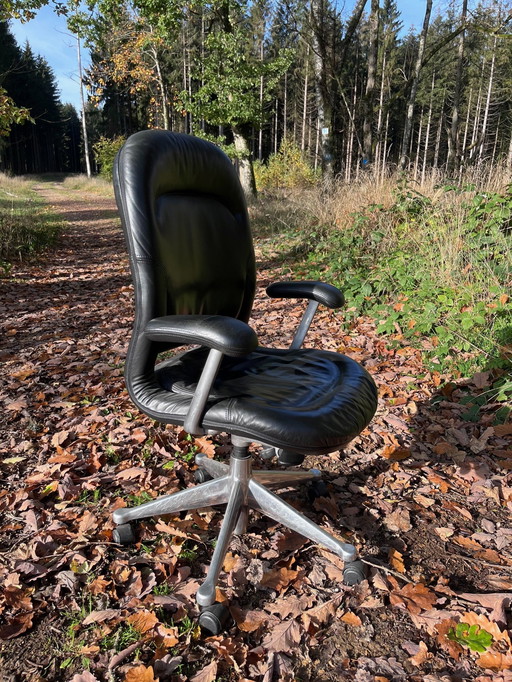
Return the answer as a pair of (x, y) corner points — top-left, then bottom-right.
(266, 281), (345, 308)
(114, 130), (377, 456)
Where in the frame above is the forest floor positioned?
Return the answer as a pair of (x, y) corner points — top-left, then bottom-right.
(0, 178), (512, 682)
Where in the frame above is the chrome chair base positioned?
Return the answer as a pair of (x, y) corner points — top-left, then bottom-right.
(113, 448), (358, 608)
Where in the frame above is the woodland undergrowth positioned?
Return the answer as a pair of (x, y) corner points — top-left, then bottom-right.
(251, 162), (512, 391)
(0, 173), (63, 274)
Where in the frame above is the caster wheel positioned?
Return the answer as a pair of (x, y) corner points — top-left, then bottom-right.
(308, 478), (328, 501)
(198, 603), (231, 636)
(113, 523), (136, 545)
(194, 469), (213, 483)
(277, 449), (305, 466)
(343, 559), (367, 586)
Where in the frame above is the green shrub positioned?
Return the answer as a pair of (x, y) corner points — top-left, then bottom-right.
(93, 136), (126, 181)
(282, 181), (512, 375)
(255, 139), (318, 190)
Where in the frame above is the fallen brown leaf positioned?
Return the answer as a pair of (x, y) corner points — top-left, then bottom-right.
(123, 665), (155, 682)
(262, 619), (303, 653)
(189, 660), (218, 682)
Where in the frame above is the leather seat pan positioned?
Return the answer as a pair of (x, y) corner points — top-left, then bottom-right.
(145, 347), (378, 455)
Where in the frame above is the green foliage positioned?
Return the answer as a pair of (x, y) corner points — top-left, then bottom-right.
(280, 181), (512, 375)
(447, 622), (493, 653)
(254, 140), (318, 190)
(177, 0), (292, 138)
(0, 86), (33, 136)
(93, 136), (126, 181)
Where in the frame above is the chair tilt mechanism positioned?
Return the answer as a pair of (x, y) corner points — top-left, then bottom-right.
(111, 130), (378, 635)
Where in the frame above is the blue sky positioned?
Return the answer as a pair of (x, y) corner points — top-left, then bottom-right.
(9, 1), (438, 112)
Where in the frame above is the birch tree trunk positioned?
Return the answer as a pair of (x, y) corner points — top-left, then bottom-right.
(478, 35), (497, 164)
(232, 127), (257, 197)
(301, 45), (310, 151)
(77, 35), (91, 178)
(399, 0), (433, 170)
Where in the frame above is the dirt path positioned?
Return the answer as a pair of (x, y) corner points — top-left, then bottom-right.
(1, 182), (511, 682)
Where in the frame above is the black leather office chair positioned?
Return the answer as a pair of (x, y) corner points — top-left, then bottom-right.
(112, 130), (378, 634)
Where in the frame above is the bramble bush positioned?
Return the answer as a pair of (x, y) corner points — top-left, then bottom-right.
(256, 176), (512, 378)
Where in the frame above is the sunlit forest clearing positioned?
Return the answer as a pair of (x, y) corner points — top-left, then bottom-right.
(1, 0), (512, 680)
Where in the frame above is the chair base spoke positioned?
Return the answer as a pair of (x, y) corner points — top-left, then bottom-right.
(112, 446), (358, 622)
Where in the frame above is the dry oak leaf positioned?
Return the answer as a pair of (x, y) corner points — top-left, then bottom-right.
(436, 618), (464, 661)
(82, 608), (122, 625)
(78, 510), (99, 537)
(301, 593), (344, 631)
(189, 660), (218, 682)
(127, 610), (159, 634)
(340, 611), (363, 627)
(262, 618), (303, 653)
(260, 566), (298, 591)
(388, 548), (405, 573)
(381, 445), (411, 461)
(460, 611), (512, 670)
(0, 612), (33, 639)
(223, 552), (239, 572)
(389, 583), (437, 615)
(123, 665), (155, 682)
(155, 623), (179, 647)
(384, 508), (412, 533)
(231, 605), (273, 633)
(406, 640), (431, 667)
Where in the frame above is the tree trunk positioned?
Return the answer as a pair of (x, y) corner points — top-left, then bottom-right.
(76, 35), (91, 178)
(151, 45), (169, 130)
(310, 0), (366, 176)
(233, 127), (257, 198)
(399, 0), (433, 170)
(421, 72), (435, 184)
(446, 0), (467, 174)
(375, 49), (387, 181)
(363, 0), (379, 165)
(414, 108), (424, 181)
(469, 71), (484, 161)
(301, 45), (310, 151)
(478, 35), (497, 164)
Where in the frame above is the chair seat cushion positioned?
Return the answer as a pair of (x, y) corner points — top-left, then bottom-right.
(151, 347), (378, 455)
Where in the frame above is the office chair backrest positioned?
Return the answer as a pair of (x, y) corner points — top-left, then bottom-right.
(113, 130), (257, 412)
(114, 130), (256, 323)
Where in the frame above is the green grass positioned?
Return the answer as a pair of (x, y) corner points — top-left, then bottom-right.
(0, 172), (63, 273)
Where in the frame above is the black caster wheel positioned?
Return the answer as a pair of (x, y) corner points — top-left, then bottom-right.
(198, 603), (232, 636)
(112, 523), (136, 545)
(343, 559), (367, 586)
(277, 449), (305, 467)
(194, 469), (213, 483)
(308, 478), (328, 501)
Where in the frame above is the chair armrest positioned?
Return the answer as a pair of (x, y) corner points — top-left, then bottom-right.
(266, 281), (345, 309)
(144, 315), (258, 357)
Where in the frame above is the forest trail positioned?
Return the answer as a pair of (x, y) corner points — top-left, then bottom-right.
(1, 183), (511, 681)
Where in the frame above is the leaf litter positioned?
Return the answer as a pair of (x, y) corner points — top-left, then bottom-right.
(0, 183), (511, 681)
